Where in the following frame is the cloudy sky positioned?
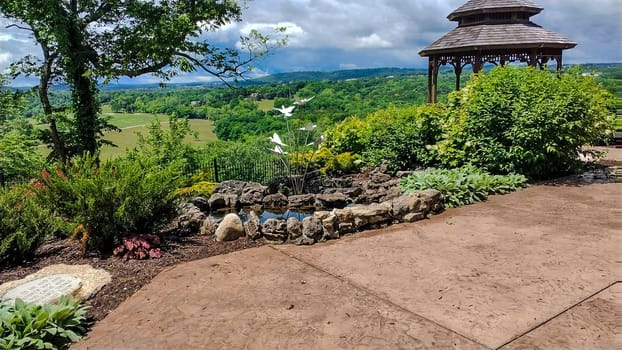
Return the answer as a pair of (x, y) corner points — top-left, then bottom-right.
(1, 0), (621, 85)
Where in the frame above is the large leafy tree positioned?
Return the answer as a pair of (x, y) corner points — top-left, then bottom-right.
(0, 0), (279, 162)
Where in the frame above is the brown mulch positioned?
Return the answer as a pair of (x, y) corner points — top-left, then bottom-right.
(0, 235), (263, 322)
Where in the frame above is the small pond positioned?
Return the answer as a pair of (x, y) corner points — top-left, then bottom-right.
(209, 208), (313, 224)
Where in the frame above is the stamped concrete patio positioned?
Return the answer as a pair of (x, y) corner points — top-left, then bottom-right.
(74, 165), (621, 349)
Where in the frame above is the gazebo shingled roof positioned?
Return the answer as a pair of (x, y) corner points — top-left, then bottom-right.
(447, 0), (542, 20)
(419, 0), (576, 103)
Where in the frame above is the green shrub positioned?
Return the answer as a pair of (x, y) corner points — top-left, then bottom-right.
(0, 185), (66, 266)
(325, 105), (444, 172)
(290, 148), (363, 176)
(38, 154), (183, 253)
(0, 296), (89, 349)
(175, 181), (218, 197)
(400, 167), (528, 208)
(437, 66), (615, 179)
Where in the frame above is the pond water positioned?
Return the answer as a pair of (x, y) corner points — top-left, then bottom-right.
(209, 208), (313, 224)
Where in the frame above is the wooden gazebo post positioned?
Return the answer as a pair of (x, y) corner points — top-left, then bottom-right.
(419, 0), (576, 104)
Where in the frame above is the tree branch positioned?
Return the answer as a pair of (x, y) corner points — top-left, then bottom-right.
(6, 23), (33, 32)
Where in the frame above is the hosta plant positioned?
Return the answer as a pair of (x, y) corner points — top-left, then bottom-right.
(400, 166), (527, 208)
(0, 296), (89, 350)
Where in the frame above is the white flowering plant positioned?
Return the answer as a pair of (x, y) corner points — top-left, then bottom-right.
(269, 96), (322, 194)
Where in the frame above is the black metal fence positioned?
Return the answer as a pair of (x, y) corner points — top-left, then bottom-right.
(1, 158), (292, 188)
(185, 158), (291, 184)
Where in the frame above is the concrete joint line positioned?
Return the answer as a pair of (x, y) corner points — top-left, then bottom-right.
(269, 246), (492, 350)
(494, 281), (620, 350)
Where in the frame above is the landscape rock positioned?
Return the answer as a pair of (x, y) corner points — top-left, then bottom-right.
(315, 193), (348, 209)
(208, 193), (239, 211)
(238, 184), (267, 206)
(419, 189), (444, 213)
(175, 203), (207, 234)
(263, 193), (288, 209)
(212, 180), (249, 196)
(215, 214), (244, 242)
(321, 214), (339, 240)
(295, 235), (316, 245)
(189, 196), (210, 212)
(313, 211), (331, 221)
(302, 216), (323, 242)
(288, 194), (316, 209)
(286, 217), (303, 240)
(1, 274), (82, 305)
(349, 203), (391, 230)
(391, 194), (424, 218)
(0, 264), (111, 303)
(371, 172), (391, 184)
(403, 212), (425, 223)
(244, 211), (262, 240)
(262, 218), (288, 243)
(199, 219), (217, 236)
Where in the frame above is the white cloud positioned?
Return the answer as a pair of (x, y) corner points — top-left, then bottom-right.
(353, 33), (392, 49)
(1, 0), (620, 84)
(339, 63), (358, 70)
(0, 53), (11, 65)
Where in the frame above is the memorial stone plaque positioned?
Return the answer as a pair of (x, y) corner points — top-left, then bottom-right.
(1, 274), (82, 305)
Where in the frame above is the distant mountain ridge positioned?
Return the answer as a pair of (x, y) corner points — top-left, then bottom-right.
(13, 63), (622, 91)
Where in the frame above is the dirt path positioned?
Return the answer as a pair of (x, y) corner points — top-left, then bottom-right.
(73, 175), (621, 350)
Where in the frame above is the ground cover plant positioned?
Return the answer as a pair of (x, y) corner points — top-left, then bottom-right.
(400, 167), (528, 208)
(0, 296), (89, 350)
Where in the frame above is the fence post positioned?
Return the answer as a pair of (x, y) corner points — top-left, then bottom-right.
(213, 158), (219, 182)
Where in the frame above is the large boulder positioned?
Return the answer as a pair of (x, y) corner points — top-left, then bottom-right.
(208, 193), (239, 211)
(349, 203), (391, 230)
(215, 214), (244, 242)
(322, 214), (339, 240)
(238, 183), (267, 206)
(213, 180), (249, 196)
(301, 216), (323, 242)
(288, 194), (316, 209)
(315, 193), (348, 210)
(262, 218), (288, 243)
(287, 217), (303, 240)
(419, 189), (444, 213)
(174, 203), (206, 234)
(263, 193), (288, 209)
(391, 193), (424, 219)
(244, 211), (262, 240)
(189, 196), (210, 212)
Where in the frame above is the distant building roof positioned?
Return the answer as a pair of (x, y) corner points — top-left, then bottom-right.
(448, 0), (542, 21)
(419, 22), (576, 56)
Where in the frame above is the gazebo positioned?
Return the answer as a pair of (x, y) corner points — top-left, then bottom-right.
(419, 0), (576, 103)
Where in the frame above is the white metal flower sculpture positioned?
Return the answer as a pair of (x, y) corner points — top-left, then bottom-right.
(273, 105), (295, 118)
(268, 96), (320, 194)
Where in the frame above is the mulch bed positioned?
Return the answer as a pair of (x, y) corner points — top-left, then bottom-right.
(0, 235), (263, 322)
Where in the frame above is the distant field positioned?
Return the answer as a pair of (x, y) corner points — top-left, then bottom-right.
(101, 117), (217, 159)
(35, 110), (217, 159)
(257, 99), (275, 112)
